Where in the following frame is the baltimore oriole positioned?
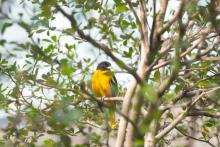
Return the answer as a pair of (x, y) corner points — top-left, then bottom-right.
(91, 61), (118, 129)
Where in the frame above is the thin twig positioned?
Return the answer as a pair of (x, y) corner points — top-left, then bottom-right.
(159, 1), (185, 35)
(175, 127), (215, 147)
(155, 87), (220, 140)
(188, 110), (220, 118)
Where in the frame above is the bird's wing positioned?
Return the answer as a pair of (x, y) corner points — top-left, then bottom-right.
(110, 74), (118, 97)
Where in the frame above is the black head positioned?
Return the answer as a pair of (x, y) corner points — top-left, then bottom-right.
(97, 61), (111, 70)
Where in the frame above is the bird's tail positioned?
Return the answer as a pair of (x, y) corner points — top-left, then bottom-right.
(107, 102), (117, 129)
(109, 108), (116, 129)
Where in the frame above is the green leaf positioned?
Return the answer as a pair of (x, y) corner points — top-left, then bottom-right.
(121, 20), (130, 28)
(131, 22), (137, 28)
(205, 119), (217, 128)
(42, 139), (56, 147)
(41, 0), (57, 17)
(85, 0), (101, 10)
(18, 21), (31, 32)
(163, 92), (175, 101)
(60, 59), (76, 76)
(36, 29), (46, 33)
(199, 81), (210, 88)
(216, 19), (220, 26)
(101, 24), (109, 32)
(0, 40), (6, 46)
(139, 84), (158, 102)
(167, 112), (174, 119)
(63, 28), (76, 34)
(1, 23), (13, 34)
(123, 47), (133, 58)
(175, 84), (181, 93)
(116, 4), (127, 13)
(42, 38), (52, 43)
(42, 73), (57, 86)
(44, 44), (55, 54)
(134, 139), (144, 147)
(51, 35), (57, 42)
(154, 71), (161, 81)
(113, 0), (122, 5)
(75, 145), (84, 147)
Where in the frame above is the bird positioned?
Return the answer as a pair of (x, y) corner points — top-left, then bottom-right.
(91, 61), (118, 129)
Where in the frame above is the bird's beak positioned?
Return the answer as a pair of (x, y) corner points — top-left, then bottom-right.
(107, 66), (112, 70)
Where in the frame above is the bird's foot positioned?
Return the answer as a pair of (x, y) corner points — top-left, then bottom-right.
(101, 96), (106, 102)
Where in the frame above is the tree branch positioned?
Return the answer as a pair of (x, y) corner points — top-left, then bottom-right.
(188, 110), (220, 118)
(125, 0), (141, 28)
(116, 1), (151, 146)
(123, 1), (152, 146)
(201, 56), (220, 62)
(208, 1), (220, 37)
(172, 71), (220, 104)
(175, 127), (215, 147)
(115, 80), (137, 147)
(159, 1), (184, 34)
(139, 0), (150, 65)
(155, 87), (220, 140)
(157, 67), (178, 97)
(153, 42), (216, 70)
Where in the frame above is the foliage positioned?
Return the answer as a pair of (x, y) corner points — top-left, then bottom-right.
(0, 0), (220, 146)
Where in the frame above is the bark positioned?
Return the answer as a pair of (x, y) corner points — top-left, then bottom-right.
(144, 121), (157, 147)
(115, 0), (150, 146)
